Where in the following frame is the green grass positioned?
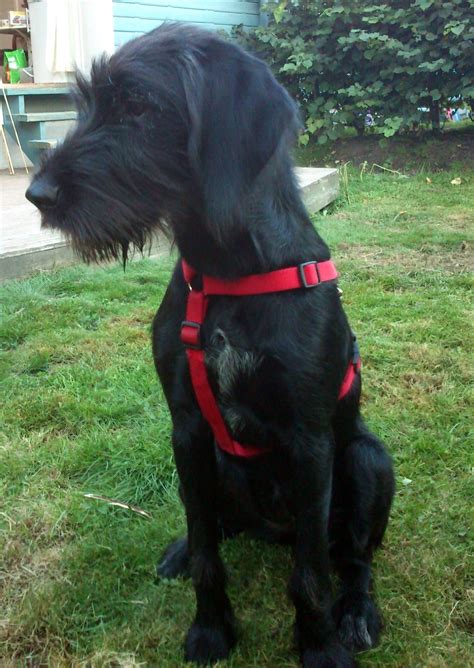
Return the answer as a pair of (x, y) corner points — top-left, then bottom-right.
(1, 166), (473, 667)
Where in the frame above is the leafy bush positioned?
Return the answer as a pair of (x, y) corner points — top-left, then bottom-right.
(234, 0), (474, 143)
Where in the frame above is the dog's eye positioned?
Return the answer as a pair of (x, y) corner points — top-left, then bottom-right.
(126, 98), (147, 118)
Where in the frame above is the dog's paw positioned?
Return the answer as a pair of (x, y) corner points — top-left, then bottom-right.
(301, 644), (357, 668)
(156, 537), (190, 579)
(333, 591), (382, 652)
(184, 617), (236, 665)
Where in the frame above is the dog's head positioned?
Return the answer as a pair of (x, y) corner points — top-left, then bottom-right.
(26, 24), (299, 262)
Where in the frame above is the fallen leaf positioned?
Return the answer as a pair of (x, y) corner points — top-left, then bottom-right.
(392, 211), (407, 223)
(426, 177), (432, 184)
(450, 177), (462, 185)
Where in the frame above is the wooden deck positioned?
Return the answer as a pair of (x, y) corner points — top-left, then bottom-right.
(0, 167), (339, 282)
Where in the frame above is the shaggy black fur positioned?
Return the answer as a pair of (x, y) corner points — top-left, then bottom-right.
(26, 24), (395, 667)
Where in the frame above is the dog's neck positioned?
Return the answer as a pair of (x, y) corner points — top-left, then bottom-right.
(172, 164), (330, 279)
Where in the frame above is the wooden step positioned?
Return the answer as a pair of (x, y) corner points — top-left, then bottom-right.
(13, 111), (77, 122)
(2, 84), (71, 96)
(29, 139), (58, 150)
(295, 168), (339, 213)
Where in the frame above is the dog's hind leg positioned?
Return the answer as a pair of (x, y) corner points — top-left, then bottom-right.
(157, 536), (190, 579)
(157, 522), (242, 579)
(331, 404), (395, 653)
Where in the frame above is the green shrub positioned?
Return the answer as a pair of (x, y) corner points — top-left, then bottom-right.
(234, 0), (474, 143)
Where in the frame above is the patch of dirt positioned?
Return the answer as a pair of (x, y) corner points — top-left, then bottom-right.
(312, 127), (474, 172)
(0, 515), (70, 662)
(109, 310), (155, 326)
(445, 213), (473, 232)
(400, 370), (446, 394)
(335, 243), (473, 274)
(78, 651), (144, 667)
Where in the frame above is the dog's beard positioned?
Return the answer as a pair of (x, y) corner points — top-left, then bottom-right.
(40, 179), (171, 265)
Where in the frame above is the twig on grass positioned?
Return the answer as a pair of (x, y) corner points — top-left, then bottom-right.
(372, 163), (408, 178)
(83, 493), (152, 518)
(434, 599), (460, 637)
(0, 511), (15, 530)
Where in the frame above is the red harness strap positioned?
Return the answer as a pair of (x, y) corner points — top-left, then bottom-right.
(338, 339), (362, 400)
(180, 259), (360, 458)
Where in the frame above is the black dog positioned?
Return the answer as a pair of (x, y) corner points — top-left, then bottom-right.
(26, 24), (395, 668)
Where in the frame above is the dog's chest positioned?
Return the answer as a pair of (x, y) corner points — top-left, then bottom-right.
(205, 327), (293, 442)
(206, 330), (260, 426)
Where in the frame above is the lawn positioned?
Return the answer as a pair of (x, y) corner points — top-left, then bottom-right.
(1, 158), (473, 666)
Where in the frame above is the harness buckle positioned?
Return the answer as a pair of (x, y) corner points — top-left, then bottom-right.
(181, 321), (202, 349)
(299, 261), (320, 288)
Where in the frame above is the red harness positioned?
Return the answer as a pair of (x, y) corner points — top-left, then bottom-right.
(180, 259), (361, 458)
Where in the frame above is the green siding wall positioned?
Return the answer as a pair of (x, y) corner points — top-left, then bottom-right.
(113, 1), (260, 47)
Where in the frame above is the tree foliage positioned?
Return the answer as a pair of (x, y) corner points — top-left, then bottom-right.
(234, 0), (474, 143)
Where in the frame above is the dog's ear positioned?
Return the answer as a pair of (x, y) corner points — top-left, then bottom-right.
(187, 45), (299, 243)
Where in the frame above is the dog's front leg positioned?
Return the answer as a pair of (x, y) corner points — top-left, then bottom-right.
(289, 432), (356, 668)
(172, 415), (236, 665)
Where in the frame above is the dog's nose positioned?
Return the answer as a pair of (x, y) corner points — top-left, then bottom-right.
(25, 177), (60, 210)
